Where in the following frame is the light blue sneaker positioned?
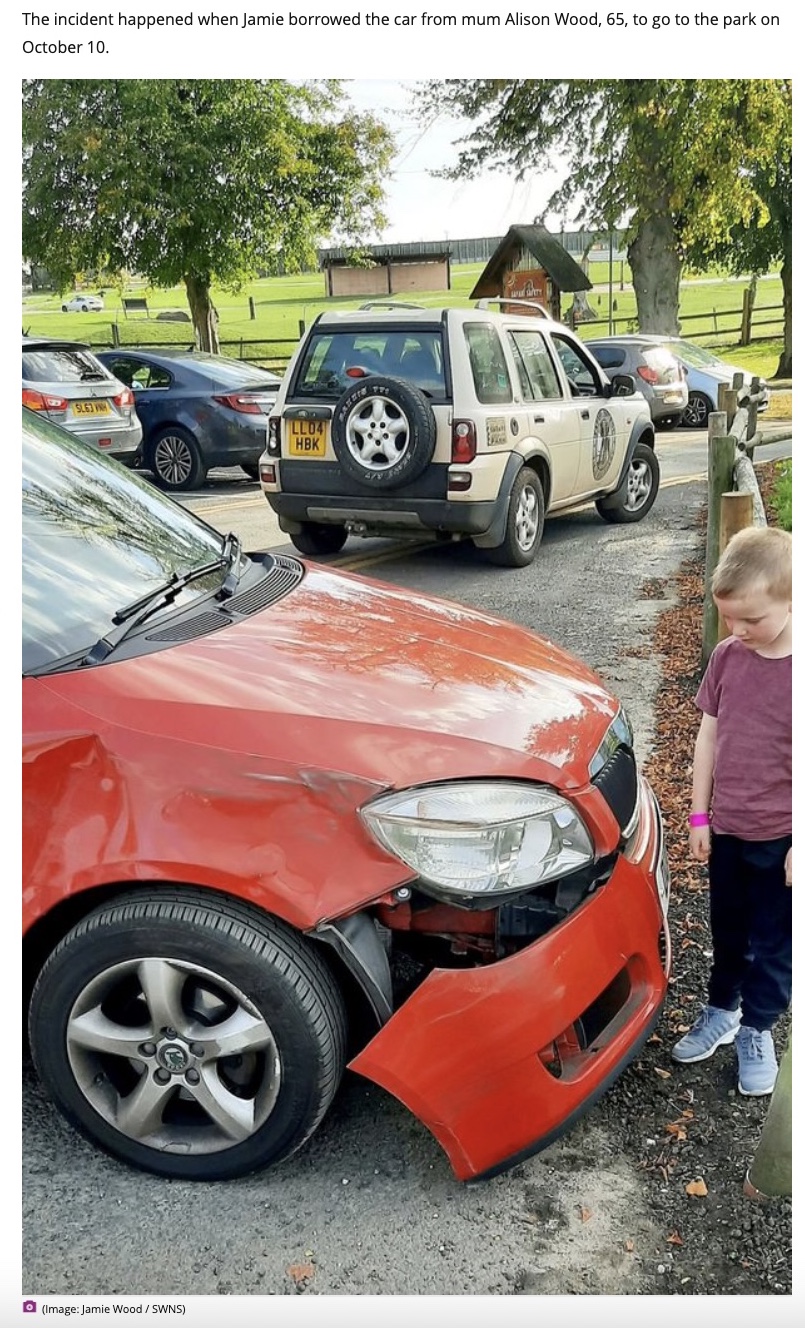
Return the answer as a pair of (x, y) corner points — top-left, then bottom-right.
(671, 1004), (741, 1063)
(736, 1026), (778, 1096)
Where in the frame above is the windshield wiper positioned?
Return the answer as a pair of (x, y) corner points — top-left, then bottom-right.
(82, 533), (243, 666)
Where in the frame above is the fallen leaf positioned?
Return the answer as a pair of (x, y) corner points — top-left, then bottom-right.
(287, 1263), (315, 1285)
(624, 1239), (635, 1253)
(667, 1231), (684, 1246)
(578, 1206), (593, 1222)
(685, 1178), (708, 1197)
(665, 1123), (687, 1140)
(654, 1067), (672, 1079)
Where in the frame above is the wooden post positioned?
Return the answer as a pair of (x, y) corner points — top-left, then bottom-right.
(723, 387), (739, 431)
(248, 296), (255, 321)
(744, 1034), (792, 1199)
(702, 411), (734, 671)
(740, 287), (752, 345)
(716, 492), (754, 641)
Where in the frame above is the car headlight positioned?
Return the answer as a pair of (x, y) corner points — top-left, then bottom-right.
(360, 781), (594, 904)
(589, 705), (633, 778)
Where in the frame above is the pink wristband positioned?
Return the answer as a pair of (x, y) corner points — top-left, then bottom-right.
(688, 813), (711, 827)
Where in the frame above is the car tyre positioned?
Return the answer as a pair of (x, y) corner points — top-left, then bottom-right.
(28, 890), (348, 1181)
(290, 523), (349, 557)
(596, 442), (660, 524)
(331, 376), (437, 490)
(680, 391), (711, 429)
(148, 426), (206, 491)
(484, 466), (545, 567)
(61, 304), (68, 312)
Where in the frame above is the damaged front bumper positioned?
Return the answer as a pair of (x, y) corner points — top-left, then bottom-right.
(349, 779), (670, 1181)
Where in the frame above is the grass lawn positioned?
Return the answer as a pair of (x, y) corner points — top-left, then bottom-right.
(21, 264), (784, 378)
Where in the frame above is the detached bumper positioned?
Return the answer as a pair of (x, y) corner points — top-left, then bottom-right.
(349, 785), (669, 1181)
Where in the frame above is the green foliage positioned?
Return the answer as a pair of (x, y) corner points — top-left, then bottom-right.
(422, 79), (789, 252)
(420, 80), (791, 334)
(22, 79), (394, 342)
(769, 460), (792, 531)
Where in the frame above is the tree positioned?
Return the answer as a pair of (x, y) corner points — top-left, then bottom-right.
(22, 80), (394, 352)
(420, 80), (791, 337)
(686, 88), (792, 377)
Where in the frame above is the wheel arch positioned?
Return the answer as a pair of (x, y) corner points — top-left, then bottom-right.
(23, 879), (381, 1051)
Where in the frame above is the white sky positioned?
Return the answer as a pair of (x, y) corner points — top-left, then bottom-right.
(346, 80), (567, 246)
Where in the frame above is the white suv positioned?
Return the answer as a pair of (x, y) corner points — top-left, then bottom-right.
(260, 301), (659, 566)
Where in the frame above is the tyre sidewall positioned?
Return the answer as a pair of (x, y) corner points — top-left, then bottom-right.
(148, 427), (204, 491)
(597, 442), (660, 524)
(29, 901), (342, 1180)
(331, 376), (436, 489)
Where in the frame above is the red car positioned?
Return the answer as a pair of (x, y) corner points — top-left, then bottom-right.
(23, 408), (671, 1183)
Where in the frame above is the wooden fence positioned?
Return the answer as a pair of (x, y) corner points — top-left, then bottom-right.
(701, 377), (792, 669)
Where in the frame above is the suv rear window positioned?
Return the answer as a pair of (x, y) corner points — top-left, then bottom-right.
(22, 345), (112, 385)
(295, 329), (446, 398)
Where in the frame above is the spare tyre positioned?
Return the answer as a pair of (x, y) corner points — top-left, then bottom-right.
(331, 376), (437, 490)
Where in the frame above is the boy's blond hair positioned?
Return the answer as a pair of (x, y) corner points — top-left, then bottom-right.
(712, 525), (792, 601)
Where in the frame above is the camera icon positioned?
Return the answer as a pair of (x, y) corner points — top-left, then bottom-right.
(23, 1302), (37, 1314)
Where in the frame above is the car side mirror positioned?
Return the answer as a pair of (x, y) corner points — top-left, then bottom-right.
(608, 373), (636, 397)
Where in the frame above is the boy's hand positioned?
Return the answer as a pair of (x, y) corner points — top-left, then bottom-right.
(785, 846), (792, 886)
(689, 826), (711, 862)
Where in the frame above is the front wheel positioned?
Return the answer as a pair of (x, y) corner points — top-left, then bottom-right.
(148, 426), (205, 491)
(483, 466), (545, 567)
(290, 523), (348, 557)
(28, 890), (348, 1181)
(596, 443), (660, 524)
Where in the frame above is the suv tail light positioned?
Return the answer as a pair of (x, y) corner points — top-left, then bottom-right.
(113, 386), (134, 410)
(23, 389), (68, 413)
(267, 417), (281, 454)
(451, 420), (477, 464)
(213, 393), (263, 414)
(636, 366), (659, 385)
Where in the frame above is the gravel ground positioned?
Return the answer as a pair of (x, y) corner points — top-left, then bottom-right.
(599, 459), (792, 1295)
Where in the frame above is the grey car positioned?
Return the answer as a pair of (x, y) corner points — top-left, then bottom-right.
(586, 336), (689, 430)
(22, 337), (142, 464)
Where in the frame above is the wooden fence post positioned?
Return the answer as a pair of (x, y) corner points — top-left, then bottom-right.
(716, 493), (754, 642)
(702, 411), (734, 671)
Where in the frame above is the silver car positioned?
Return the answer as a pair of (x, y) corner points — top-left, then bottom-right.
(586, 336), (689, 430)
(22, 337), (142, 464)
(652, 337), (770, 429)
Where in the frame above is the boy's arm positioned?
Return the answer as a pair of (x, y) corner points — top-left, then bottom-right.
(690, 712), (717, 862)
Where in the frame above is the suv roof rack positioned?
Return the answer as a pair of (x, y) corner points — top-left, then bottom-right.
(474, 298), (551, 319)
(357, 300), (426, 311)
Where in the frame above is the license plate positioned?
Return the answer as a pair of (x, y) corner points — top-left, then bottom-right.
(73, 400), (112, 417)
(287, 418), (328, 458)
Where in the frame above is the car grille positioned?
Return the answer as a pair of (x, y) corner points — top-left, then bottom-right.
(591, 746), (638, 834)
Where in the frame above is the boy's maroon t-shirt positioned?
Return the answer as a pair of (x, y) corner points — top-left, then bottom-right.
(696, 635), (792, 840)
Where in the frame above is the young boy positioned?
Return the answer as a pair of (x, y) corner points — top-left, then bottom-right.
(672, 525), (792, 1095)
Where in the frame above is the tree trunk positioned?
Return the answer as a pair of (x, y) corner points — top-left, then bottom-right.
(744, 1033), (791, 1198)
(774, 249), (792, 378)
(627, 212), (682, 335)
(184, 274), (220, 354)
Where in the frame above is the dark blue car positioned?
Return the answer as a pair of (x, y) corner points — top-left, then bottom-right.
(96, 348), (282, 491)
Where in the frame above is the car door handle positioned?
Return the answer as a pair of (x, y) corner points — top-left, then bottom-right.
(533, 415), (545, 424)
(580, 409), (590, 420)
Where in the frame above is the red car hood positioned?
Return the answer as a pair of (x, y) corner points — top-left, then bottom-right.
(39, 563), (617, 792)
(39, 565), (619, 791)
